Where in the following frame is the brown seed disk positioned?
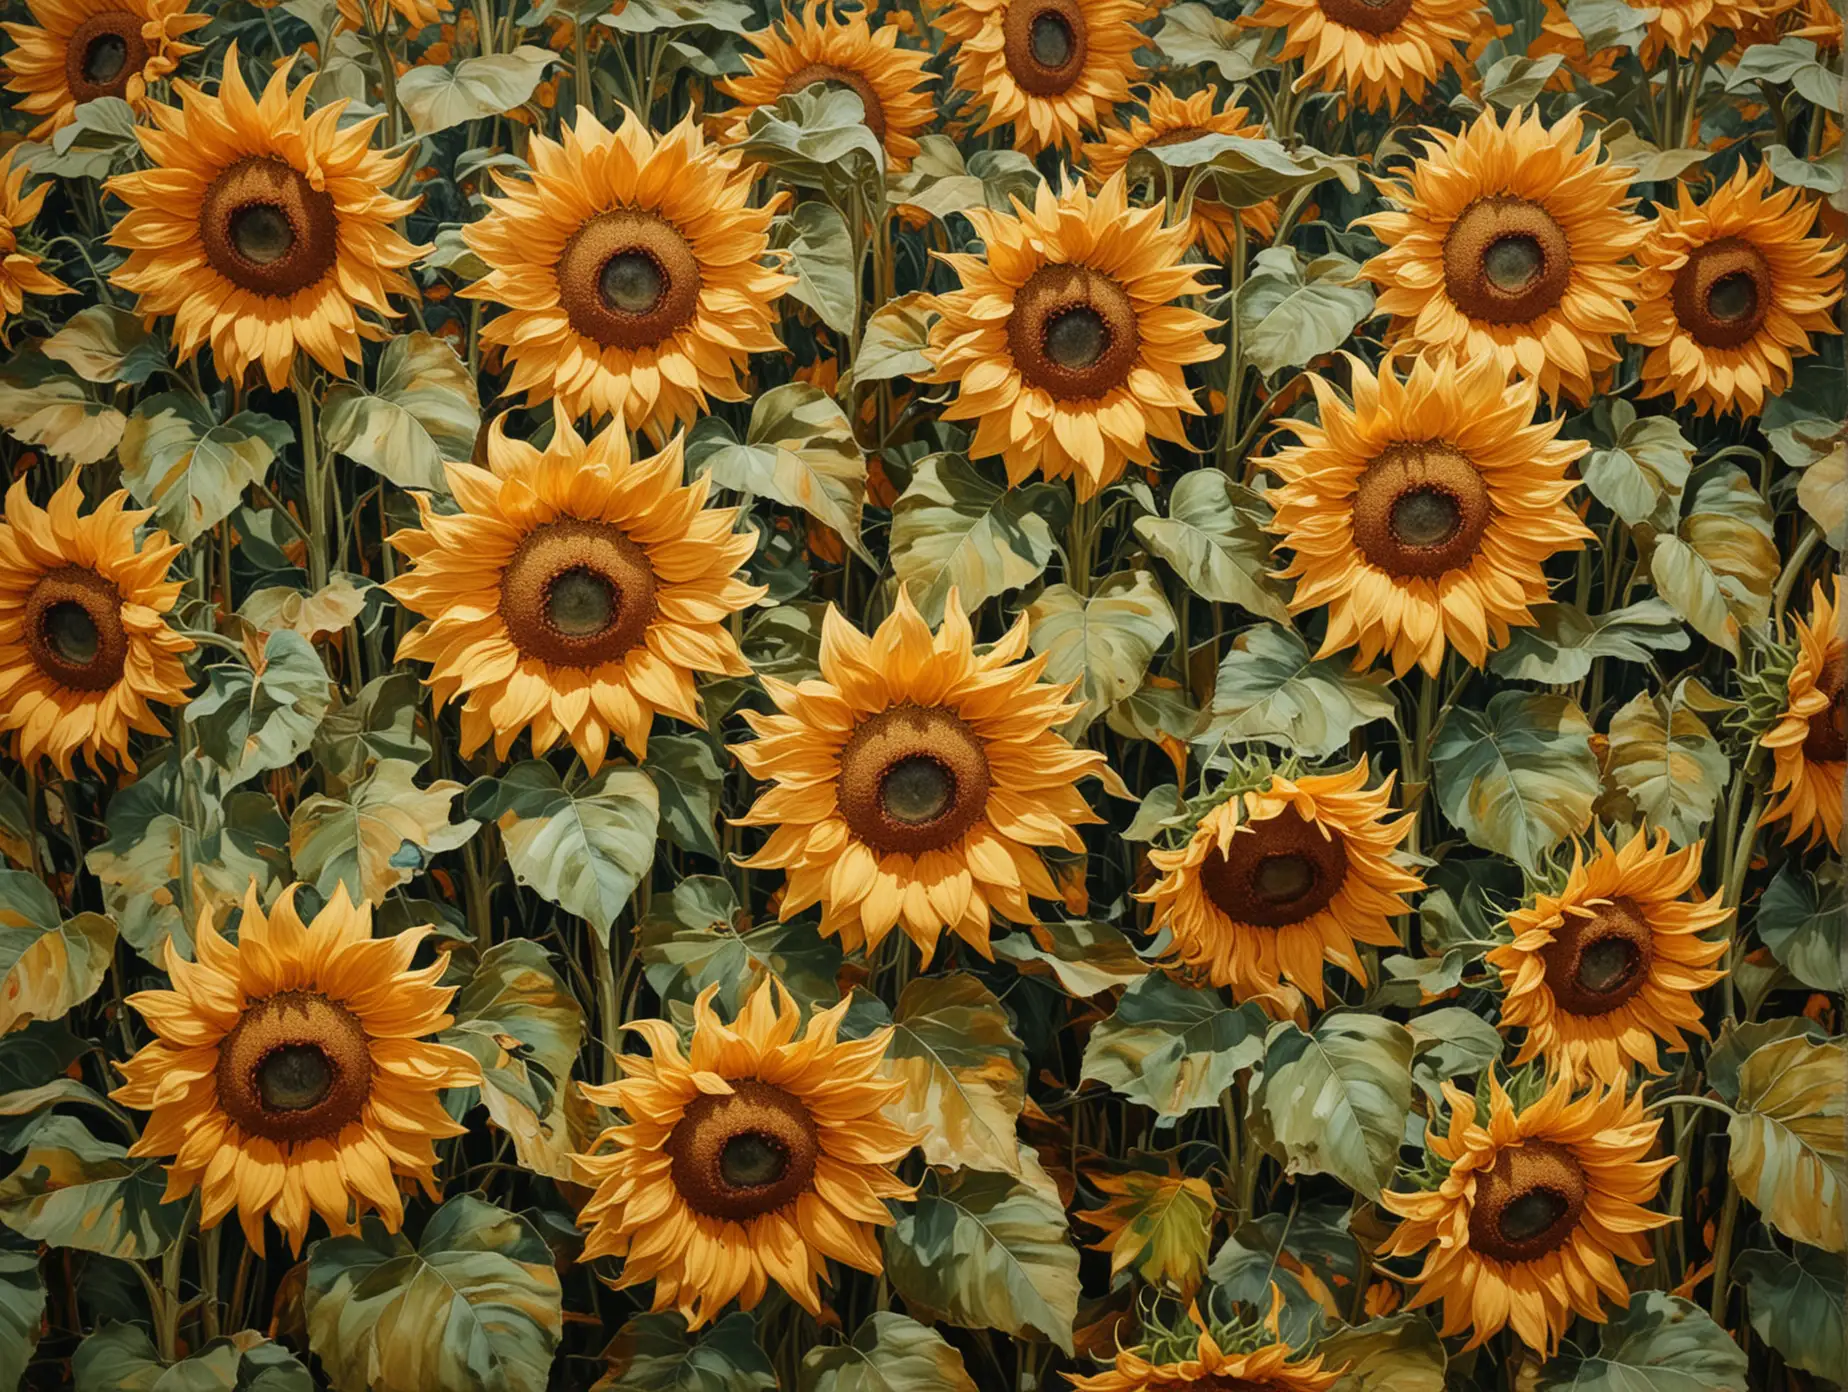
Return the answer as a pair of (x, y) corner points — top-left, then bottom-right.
(1198, 806), (1350, 929)
(781, 63), (888, 144)
(1540, 895), (1655, 1017)
(215, 991), (373, 1145)
(1006, 263), (1142, 401)
(836, 704), (992, 856)
(1317, 0), (1416, 33)
(1468, 1139), (1589, 1263)
(498, 519), (658, 669)
(1442, 196), (1573, 326)
(198, 156), (341, 298)
(1803, 653), (1848, 763)
(63, 11), (150, 105)
(556, 210), (702, 351)
(1351, 442), (1492, 580)
(666, 1079), (821, 1222)
(1001, 0), (1088, 97)
(1671, 237), (1772, 350)
(23, 566), (127, 693)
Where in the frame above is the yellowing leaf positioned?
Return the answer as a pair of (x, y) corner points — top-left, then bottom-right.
(886, 974), (1027, 1176)
(1728, 1034), (1847, 1252)
(1078, 1167), (1215, 1294)
(290, 759), (477, 906)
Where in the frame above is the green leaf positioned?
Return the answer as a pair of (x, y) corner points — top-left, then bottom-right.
(1708, 1018), (1823, 1107)
(1735, 1244), (1845, 1379)
(1234, 249), (1376, 378)
(312, 673), (432, 796)
(1251, 1013), (1414, 1200)
(1648, 464), (1777, 658)
(640, 877), (842, 1013)
(1727, 1034), (1847, 1252)
(1136, 134), (1360, 209)
(32, 97), (139, 179)
(119, 394), (291, 544)
(1536, 1292), (1746, 1391)
(0, 351), (125, 466)
(74, 1325), (313, 1392)
(1724, 37), (1841, 110)
(0, 872), (115, 1035)
(1431, 691), (1599, 871)
(1198, 624), (1396, 761)
(1407, 1006), (1504, 1101)
(1081, 974), (1268, 1121)
(306, 1195), (563, 1392)
(595, 1310), (774, 1392)
(321, 332), (481, 493)
(1134, 471), (1292, 620)
(290, 758), (477, 907)
(0, 1236), (43, 1392)
(1317, 1313), (1448, 1392)
(463, 762), (657, 942)
(72, 1323), (163, 1392)
(1479, 52), (1565, 107)
(1208, 1203), (1358, 1346)
(41, 307), (163, 386)
(1582, 409), (1694, 527)
(852, 292), (934, 384)
(186, 632), (333, 790)
(1488, 599), (1691, 684)
(396, 47), (557, 135)
(643, 735), (725, 862)
(799, 1313), (977, 1392)
(887, 974), (1027, 1177)
(1603, 687), (1729, 846)
(1796, 442), (1845, 549)
(1756, 865), (1842, 993)
(1153, 2), (1268, 80)
(1565, 0), (1652, 50)
(738, 87), (884, 209)
(598, 0), (753, 33)
(885, 1166), (1079, 1353)
(992, 920), (1148, 997)
(772, 203), (856, 335)
(0, 1115), (189, 1259)
(1026, 572), (1175, 736)
(890, 454), (1063, 621)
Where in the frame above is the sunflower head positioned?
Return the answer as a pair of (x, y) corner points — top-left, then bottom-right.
(1643, 0), (1768, 60)
(575, 981), (916, 1328)
(1240, 0), (1487, 112)
(387, 410), (764, 771)
(1067, 1294), (1342, 1392)
(1, 0), (208, 138)
(334, 0), (453, 33)
(1382, 1074), (1674, 1354)
(1634, 162), (1844, 418)
(1761, 576), (1847, 850)
(1265, 352), (1591, 677)
(1489, 828), (1731, 1082)
(111, 882), (482, 1254)
(0, 149), (75, 343)
(733, 588), (1116, 963)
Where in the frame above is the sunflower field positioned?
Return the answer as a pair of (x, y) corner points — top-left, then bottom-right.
(0, 0), (1841, 1387)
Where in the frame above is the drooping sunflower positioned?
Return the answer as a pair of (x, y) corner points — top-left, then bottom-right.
(1, 0), (207, 139)
(1357, 106), (1647, 406)
(1632, 163), (1844, 419)
(461, 107), (793, 438)
(1382, 1075), (1674, 1355)
(111, 883), (482, 1254)
(720, 3), (936, 172)
(575, 981), (915, 1329)
(334, 0), (452, 33)
(732, 589), (1115, 963)
(104, 42), (424, 391)
(1067, 1323), (1340, 1392)
(387, 411), (763, 772)
(1081, 86), (1279, 259)
(1264, 352), (1592, 678)
(939, 0), (1145, 154)
(0, 151), (73, 343)
(0, 476), (192, 776)
(1489, 829), (1731, 1082)
(1139, 760), (1422, 1015)
(1240, 0), (1484, 112)
(1762, 577), (1845, 850)
(920, 173), (1221, 500)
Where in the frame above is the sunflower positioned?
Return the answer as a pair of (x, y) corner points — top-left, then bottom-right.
(1530, 0), (1620, 88)
(1762, 577), (1846, 850)
(575, 981), (914, 1329)
(111, 883), (482, 1254)
(1632, 163), (1844, 419)
(720, 3), (936, 172)
(1139, 760), (1421, 1014)
(1382, 1074), (1673, 1354)
(334, 0), (452, 33)
(920, 173), (1220, 501)
(1067, 1326), (1339, 1392)
(939, 0), (1145, 154)
(1081, 85), (1279, 260)
(1357, 106), (1646, 406)
(732, 589), (1115, 963)
(1489, 829), (1730, 1083)
(0, 476), (192, 776)
(1264, 352), (1592, 678)
(0, 151), (73, 343)
(104, 42), (424, 391)
(1, 0), (207, 139)
(461, 107), (793, 438)
(387, 411), (763, 772)
(1240, 0), (1484, 113)
(1643, 0), (1766, 60)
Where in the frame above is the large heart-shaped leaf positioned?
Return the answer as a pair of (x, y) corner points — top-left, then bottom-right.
(1250, 1012), (1414, 1200)
(1431, 691), (1599, 871)
(1081, 974), (1268, 1121)
(1727, 1034), (1846, 1252)
(885, 974), (1027, 1177)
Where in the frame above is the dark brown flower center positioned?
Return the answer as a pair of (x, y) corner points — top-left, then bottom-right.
(1803, 653), (1848, 763)
(1351, 442), (1492, 579)
(498, 519), (658, 669)
(64, 11), (149, 103)
(1540, 896), (1655, 1016)
(781, 62), (888, 144)
(1671, 237), (1772, 350)
(1007, 263), (1141, 400)
(665, 1079), (820, 1221)
(1468, 1139), (1588, 1263)
(24, 566), (127, 692)
(1318, 0), (1417, 33)
(837, 705), (992, 856)
(557, 210), (702, 351)
(215, 991), (373, 1145)
(1002, 0), (1088, 95)
(1443, 197), (1573, 325)
(1198, 806), (1350, 929)
(199, 156), (340, 298)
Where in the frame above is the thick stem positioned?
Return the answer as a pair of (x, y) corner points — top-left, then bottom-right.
(294, 373), (330, 593)
(1709, 1179), (1741, 1321)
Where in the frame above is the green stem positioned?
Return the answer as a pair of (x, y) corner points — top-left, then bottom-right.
(1771, 523), (1823, 632)
(293, 372), (330, 592)
(1709, 1180), (1741, 1321)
